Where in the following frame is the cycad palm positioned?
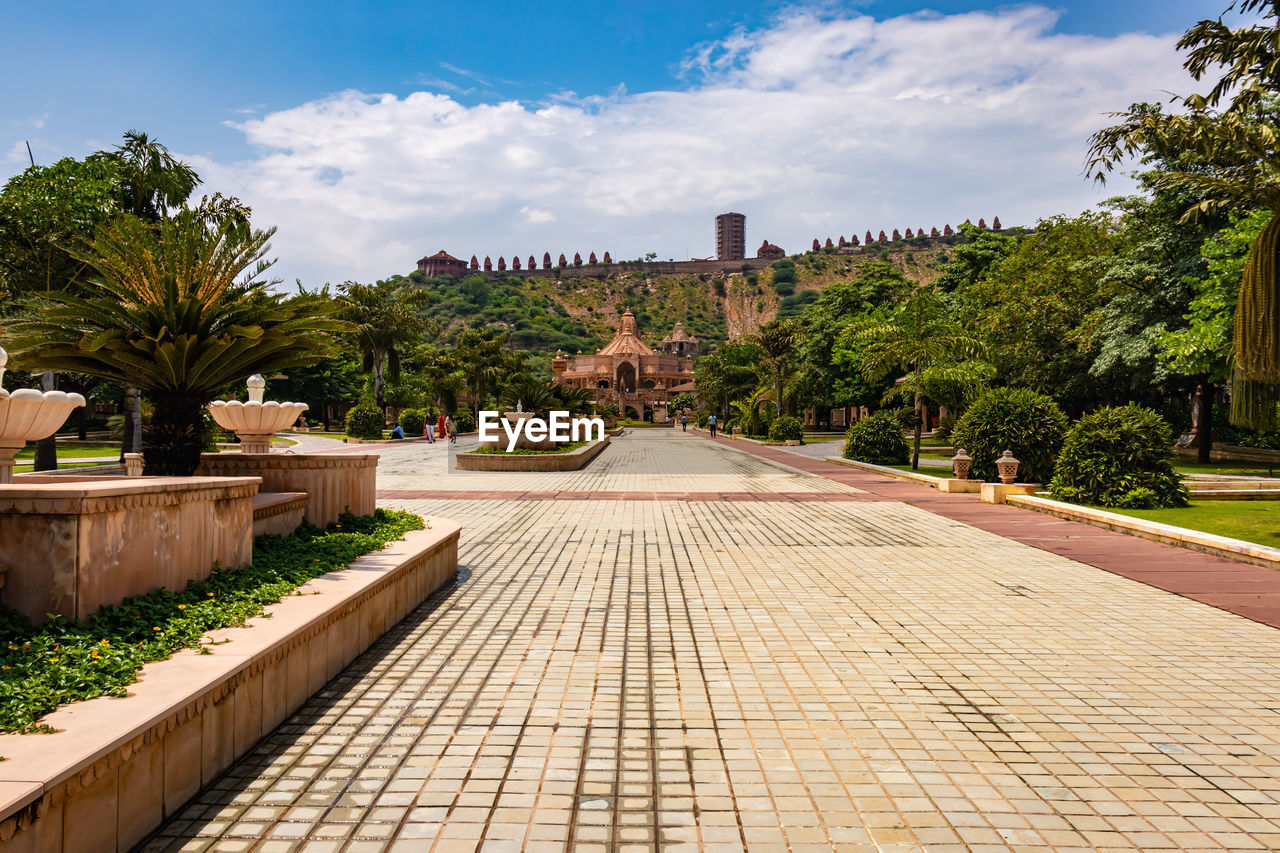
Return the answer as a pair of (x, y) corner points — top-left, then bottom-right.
(4, 213), (344, 475)
(852, 291), (983, 469)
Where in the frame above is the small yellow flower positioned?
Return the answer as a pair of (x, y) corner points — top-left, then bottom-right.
(177, 604), (187, 610)
(153, 627), (161, 631)
(100, 639), (110, 647)
(1, 666), (9, 670)
(7, 645), (16, 651)
(207, 593), (214, 597)
(48, 657), (59, 663)
(91, 651), (99, 659)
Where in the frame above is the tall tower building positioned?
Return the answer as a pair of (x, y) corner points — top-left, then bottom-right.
(715, 212), (746, 261)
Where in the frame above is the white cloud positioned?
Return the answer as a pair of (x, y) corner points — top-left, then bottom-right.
(191, 5), (1194, 285)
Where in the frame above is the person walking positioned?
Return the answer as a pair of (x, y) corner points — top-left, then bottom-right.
(681, 413), (687, 432)
(708, 413), (717, 438)
(436, 413), (446, 440)
(446, 415), (456, 444)
(423, 412), (435, 443)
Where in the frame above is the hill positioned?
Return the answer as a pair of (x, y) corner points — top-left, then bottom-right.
(406, 239), (958, 361)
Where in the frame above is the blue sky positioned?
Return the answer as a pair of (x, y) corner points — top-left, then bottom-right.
(1, 1), (1233, 283)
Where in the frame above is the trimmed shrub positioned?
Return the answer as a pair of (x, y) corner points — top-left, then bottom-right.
(398, 409), (426, 436)
(345, 404), (384, 440)
(453, 410), (476, 433)
(843, 412), (909, 465)
(768, 415), (803, 442)
(1049, 405), (1188, 508)
(951, 388), (1067, 483)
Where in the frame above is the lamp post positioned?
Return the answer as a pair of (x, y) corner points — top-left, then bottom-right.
(951, 448), (972, 480)
(995, 450), (1020, 484)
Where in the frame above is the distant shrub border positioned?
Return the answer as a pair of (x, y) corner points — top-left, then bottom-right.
(1049, 405), (1189, 509)
(345, 404), (384, 440)
(0, 509), (424, 733)
(951, 388), (1067, 483)
(843, 411), (909, 465)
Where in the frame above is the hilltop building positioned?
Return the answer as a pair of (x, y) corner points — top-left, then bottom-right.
(416, 250), (468, 277)
(551, 311), (696, 423)
(660, 322), (700, 357)
(715, 212), (746, 261)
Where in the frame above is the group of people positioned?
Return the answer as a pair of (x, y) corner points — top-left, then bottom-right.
(677, 412), (718, 437)
(389, 413), (457, 443)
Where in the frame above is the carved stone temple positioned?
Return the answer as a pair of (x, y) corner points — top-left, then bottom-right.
(551, 311), (698, 423)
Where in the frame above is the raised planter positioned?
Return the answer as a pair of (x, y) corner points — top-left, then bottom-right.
(0, 524), (460, 853)
(196, 453), (377, 528)
(0, 477), (258, 625)
(251, 492), (308, 537)
(455, 438), (610, 471)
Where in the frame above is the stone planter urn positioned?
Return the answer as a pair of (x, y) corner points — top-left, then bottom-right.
(0, 346), (86, 484)
(208, 374), (307, 454)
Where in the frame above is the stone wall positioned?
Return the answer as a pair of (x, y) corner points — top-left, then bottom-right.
(0, 477), (259, 624)
(196, 453), (378, 527)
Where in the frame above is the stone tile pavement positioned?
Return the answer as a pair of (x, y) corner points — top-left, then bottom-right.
(140, 432), (1280, 851)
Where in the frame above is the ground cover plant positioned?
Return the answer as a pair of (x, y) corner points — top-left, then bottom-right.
(0, 509), (423, 733)
(843, 411), (909, 465)
(1049, 405), (1189, 508)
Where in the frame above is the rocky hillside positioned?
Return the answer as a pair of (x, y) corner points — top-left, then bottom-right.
(410, 242), (952, 356)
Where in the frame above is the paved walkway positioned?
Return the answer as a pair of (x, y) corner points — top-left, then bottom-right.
(144, 432), (1280, 852)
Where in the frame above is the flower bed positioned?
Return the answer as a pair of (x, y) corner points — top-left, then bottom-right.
(0, 509), (423, 734)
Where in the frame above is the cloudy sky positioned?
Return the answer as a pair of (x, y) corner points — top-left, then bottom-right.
(1, 1), (1232, 285)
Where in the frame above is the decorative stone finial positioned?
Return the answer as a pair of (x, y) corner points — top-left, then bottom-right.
(247, 374), (266, 404)
(0, 344), (7, 390)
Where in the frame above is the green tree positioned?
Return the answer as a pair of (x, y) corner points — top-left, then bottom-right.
(1087, 4), (1280, 426)
(454, 327), (521, 413)
(337, 279), (431, 410)
(756, 318), (804, 416)
(931, 223), (1022, 292)
(953, 213), (1117, 411)
(695, 340), (764, 420)
(852, 290), (984, 469)
(4, 213), (344, 475)
(0, 156), (121, 469)
(1159, 210), (1273, 453)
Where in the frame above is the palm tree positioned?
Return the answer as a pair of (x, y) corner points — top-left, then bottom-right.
(93, 130), (199, 222)
(730, 386), (773, 437)
(756, 319), (804, 416)
(4, 213), (344, 475)
(336, 280), (431, 410)
(1087, 2), (1280, 427)
(454, 327), (518, 412)
(852, 291), (983, 469)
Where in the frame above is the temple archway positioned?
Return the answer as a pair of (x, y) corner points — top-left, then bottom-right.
(616, 362), (636, 394)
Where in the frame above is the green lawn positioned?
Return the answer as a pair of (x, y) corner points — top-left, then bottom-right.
(1173, 460), (1280, 478)
(802, 433), (843, 443)
(886, 463), (956, 479)
(1108, 502), (1280, 549)
(15, 443), (119, 460)
(13, 460), (116, 472)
